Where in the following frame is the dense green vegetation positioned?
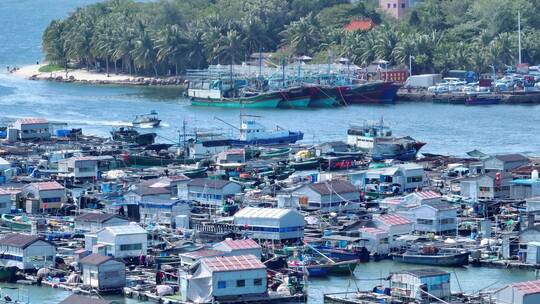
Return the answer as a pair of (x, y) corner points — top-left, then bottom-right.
(42, 0), (540, 77)
(38, 63), (64, 73)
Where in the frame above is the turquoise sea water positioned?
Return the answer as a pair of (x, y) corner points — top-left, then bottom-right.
(0, 1), (538, 303)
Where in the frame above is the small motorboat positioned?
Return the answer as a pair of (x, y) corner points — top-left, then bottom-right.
(132, 110), (161, 128)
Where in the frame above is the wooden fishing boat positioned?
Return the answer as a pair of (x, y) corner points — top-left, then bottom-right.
(260, 147), (292, 158)
(1, 214), (32, 231)
(393, 247), (470, 267)
(288, 158), (320, 170)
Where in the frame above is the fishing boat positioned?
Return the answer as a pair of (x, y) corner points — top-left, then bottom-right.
(465, 92), (501, 105)
(111, 127), (156, 146)
(179, 166), (208, 178)
(204, 115), (304, 147)
(347, 119), (425, 161)
(336, 81), (400, 104)
(1, 214), (32, 231)
(188, 77), (281, 108)
(371, 137), (426, 161)
(393, 246), (470, 267)
(288, 158), (320, 171)
(132, 110), (161, 128)
(278, 86), (312, 108)
(308, 86), (339, 107)
(260, 147), (292, 158)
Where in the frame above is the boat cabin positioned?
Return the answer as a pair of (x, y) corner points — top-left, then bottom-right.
(239, 119), (289, 142)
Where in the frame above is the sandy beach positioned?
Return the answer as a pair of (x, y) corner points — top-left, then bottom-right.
(11, 63), (184, 86)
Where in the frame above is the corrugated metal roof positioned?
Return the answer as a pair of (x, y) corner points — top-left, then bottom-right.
(510, 280), (540, 295)
(412, 191), (441, 200)
(16, 118), (48, 125)
(30, 181), (65, 191)
(376, 214), (412, 226)
(104, 223), (146, 235)
(234, 207), (294, 219)
(221, 238), (261, 250)
(309, 180), (357, 195)
(202, 254), (265, 272)
(0, 233), (43, 249)
(79, 253), (113, 266)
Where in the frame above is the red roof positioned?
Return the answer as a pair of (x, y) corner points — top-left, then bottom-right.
(376, 214), (412, 226)
(31, 181), (65, 191)
(511, 280), (540, 295)
(344, 19), (374, 32)
(202, 254), (265, 272)
(413, 190), (441, 200)
(181, 249), (222, 259)
(16, 118), (49, 125)
(222, 239), (261, 250)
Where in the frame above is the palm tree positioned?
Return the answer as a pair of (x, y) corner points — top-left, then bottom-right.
(489, 32), (515, 68)
(240, 15), (272, 56)
(373, 25), (399, 64)
(155, 24), (187, 76)
(131, 27), (159, 77)
(43, 20), (68, 69)
(213, 29), (244, 83)
(280, 12), (321, 56)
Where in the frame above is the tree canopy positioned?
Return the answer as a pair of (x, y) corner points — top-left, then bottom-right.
(42, 0), (540, 76)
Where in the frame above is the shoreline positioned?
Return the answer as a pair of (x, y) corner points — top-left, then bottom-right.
(10, 63), (185, 86)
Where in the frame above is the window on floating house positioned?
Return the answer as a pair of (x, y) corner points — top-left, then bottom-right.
(402, 3), (406, 8)
(254, 278), (262, 286)
(393, 3), (397, 8)
(236, 279), (245, 287)
(218, 281), (226, 288)
(387, 3), (391, 8)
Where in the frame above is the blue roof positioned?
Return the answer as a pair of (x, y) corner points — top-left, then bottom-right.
(512, 179), (540, 185)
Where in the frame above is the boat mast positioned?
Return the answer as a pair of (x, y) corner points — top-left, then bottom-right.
(518, 10), (522, 65)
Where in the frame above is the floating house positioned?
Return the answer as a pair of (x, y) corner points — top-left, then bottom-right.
(292, 180), (360, 213)
(372, 214), (413, 251)
(85, 223), (147, 258)
(74, 213), (129, 233)
(22, 181), (66, 212)
(403, 190), (442, 206)
(58, 156), (99, 181)
(0, 233), (56, 270)
(79, 253), (126, 291)
(390, 268), (451, 301)
(233, 207), (304, 242)
(494, 279), (540, 304)
(213, 238), (262, 260)
(459, 172), (513, 200)
(352, 163), (425, 195)
(511, 176), (540, 200)
(399, 202), (458, 235)
(139, 199), (191, 226)
(10, 118), (50, 141)
(482, 154), (529, 173)
(183, 255), (267, 303)
(185, 178), (242, 206)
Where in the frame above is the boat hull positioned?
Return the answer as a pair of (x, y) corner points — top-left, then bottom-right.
(228, 132), (304, 146)
(337, 82), (400, 104)
(309, 87), (339, 108)
(278, 87), (312, 108)
(393, 252), (470, 267)
(133, 120), (161, 128)
(191, 93), (281, 108)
